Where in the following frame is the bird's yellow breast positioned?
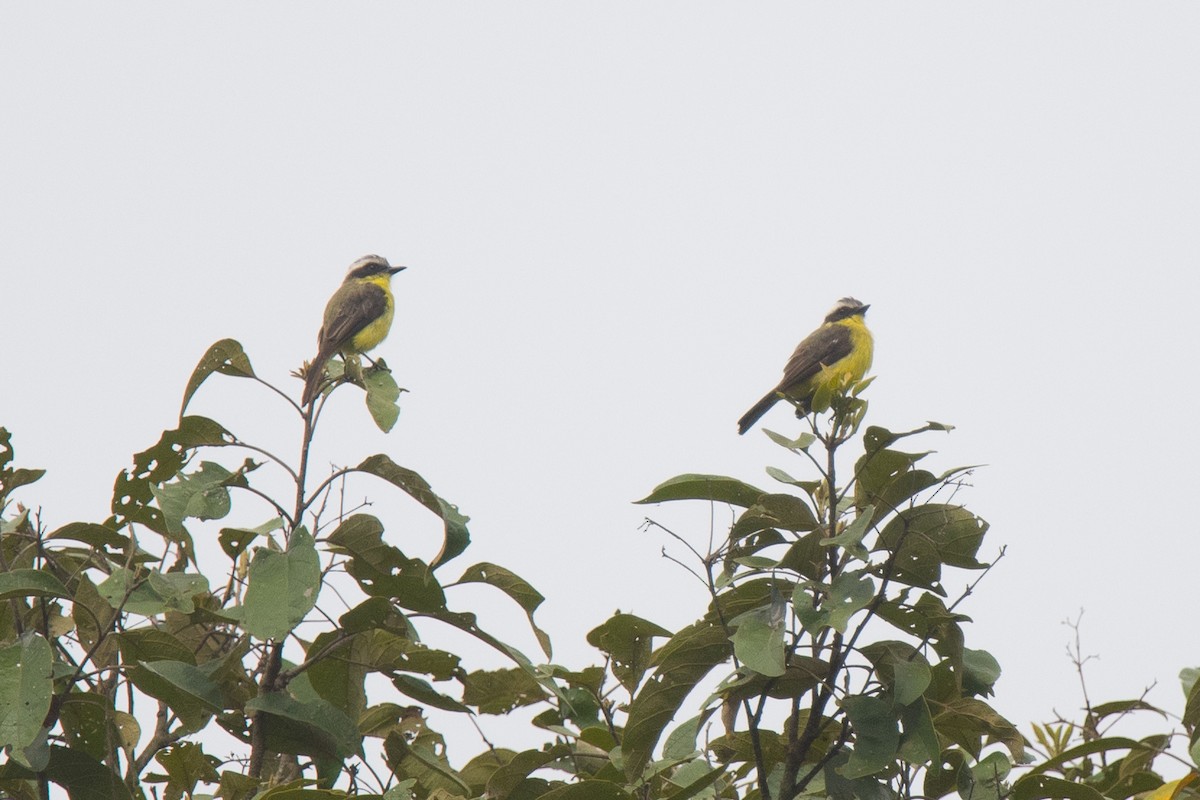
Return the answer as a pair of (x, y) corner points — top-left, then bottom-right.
(816, 315), (874, 390)
(348, 274), (396, 354)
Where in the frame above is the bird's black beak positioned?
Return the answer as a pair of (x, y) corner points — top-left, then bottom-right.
(859, 304), (870, 314)
(389, 265), (407, 275)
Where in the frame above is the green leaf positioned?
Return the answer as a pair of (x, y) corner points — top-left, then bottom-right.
(484, 744), (572, 799)
(962, 648), (1002, 697)
(2, 468), (45, 495)
(586, 612), (672, 694)
(840, 695), (899, 779)
(635, 474), (767, 508)
(327, 514), (446, 612)
(827, 570), (876, 633)
(35, 746), (134, 800)
(540, 782), (632, 799)
(239, 526), (321, 640)
(462, 668), (548, 715)
(662, 710), (718, 760)
(391, 674), (469, 713)
(730, 601), (786, 678)
(364, 367), (404, 433)
(875, 504), (988, 593)
(218, 517), (283, 559)
(98, 568), (210, 616)
(356, 455), (471, 568)
(893, 660), (932, 706)
(110, 415), (235, 535)
(151, 460), (244, 537)
(180, 338), (256, 417)
(47, 522), (129, 554)
(117, 629), (196, 665)
(127, 660), (221, 732)
(0, 569), (70, 602)
(822, 505), (875, 547)
(854, 446), (939, 514)
(963, 751), (1012, 800)
(0, 633), (53, 750)
(1012, 774), (1106, 800)
(457, 562), (551, 658)
(156, 742), (220, 800)
(731, 493), (819, 538)
(623, 621), (731, 780)
(763, 429), (817, 452)
(245, 692), (362, 760)
(898, 698), (940, 764)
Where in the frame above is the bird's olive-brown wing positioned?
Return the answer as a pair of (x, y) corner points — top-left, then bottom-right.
(776, 323), (854, 391)
(318, 280), (388, 354)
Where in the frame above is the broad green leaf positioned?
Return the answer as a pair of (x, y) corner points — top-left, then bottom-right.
(586, 612), (672, 693)
(356, 455), (470, 568)
(931, 697), (1023, 761)
(392, 674), (469, 713)
(0, 569), (70, 602)
(840, 695), (899, 779)
(99, 568), (209, 616)
(0, 633), (53, 750)
(484, 744), (572, 799)
(827, 571), (876, 633)
(898, 698), (939, 763)
(1142, 777), (1198, 800)
(327, 514), (446, 612)
(1012, 774), (1106, 800)
(457, 562), (551, 658)
(662, 710), (717, 760)
(47, 522), (129, 554)
(624, 621), (731, 780)
(110, 415), (235, 535)
(962, 648), (1002, 697)
(117, 628), (196, 665)
(763, 429), (817, 452)
(364, 367), (404, 433)
(39, 746), (134, 800)
(822, 505), (875, 547)
(874, 504), (988, 593)
(218, 517), (283, 560)
(127, 660), (222, 726)
(245, 692), (362, 760)
(240, 526), (320, 640)
(893, 660), (932, 706)
(730, 602), (785, 678)
(384, 729), (472, 797)
(635, 474), (766, 508)
(462, 668), (547, 715)
(963, 751), (1011, 800)
(539, 781), (632, 799)
(156, 742), (220, 800)
(2, 468), (45, 495)
(151, 460), (247, 537)
(854, 446), (938, 514)
(731, 493), (819, 538)
(663, 763), (726, 800)
(180, 338), (255, 417)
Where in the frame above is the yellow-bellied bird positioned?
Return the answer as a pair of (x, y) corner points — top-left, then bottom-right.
(302, 255), (406, 406)
(737, 297), (873, 435)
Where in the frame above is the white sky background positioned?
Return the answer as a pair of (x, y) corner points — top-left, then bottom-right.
(3, 1), (1200, 769)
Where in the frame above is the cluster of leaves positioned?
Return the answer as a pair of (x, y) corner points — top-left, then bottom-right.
(0, 341), (562, 800)
(5, 340), (1200, 800)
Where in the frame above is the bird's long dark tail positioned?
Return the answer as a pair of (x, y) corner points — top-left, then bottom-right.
(737, 392), (780, 435)
(301, 348), (334, 407)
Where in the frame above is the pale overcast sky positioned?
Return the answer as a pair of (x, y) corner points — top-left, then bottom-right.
(3, 2), (1199, 763)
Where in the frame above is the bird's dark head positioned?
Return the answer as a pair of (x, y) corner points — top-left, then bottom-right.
(824, 297), (870, 323)
(346, 254), (406, 281)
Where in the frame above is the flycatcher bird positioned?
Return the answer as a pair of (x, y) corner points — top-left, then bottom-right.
(737, 297), (873, 435)
(301, 254), (406, 406)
